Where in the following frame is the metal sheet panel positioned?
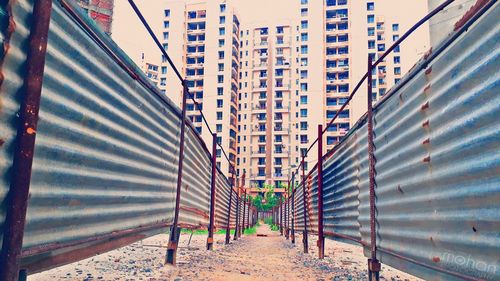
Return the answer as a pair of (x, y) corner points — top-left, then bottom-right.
(293, 185), (305, 230)
(0, 0), (33, 249)
(367, 5), (499, 280)
(215, 170), (231, 229)
(318, 3), (499, 280)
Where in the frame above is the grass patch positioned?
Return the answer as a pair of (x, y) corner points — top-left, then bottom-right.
(243, 225), (257, 235)
(270, 224), (279, 231)
(181, 229), (235, 235)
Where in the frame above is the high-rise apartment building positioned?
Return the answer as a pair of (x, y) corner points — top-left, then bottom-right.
(236, 23), (299, 190)
(141, 53), (160, 86)
(75, 0), (114, 35)
(297, 0), (429, 174)
(159, 1), (241, 175)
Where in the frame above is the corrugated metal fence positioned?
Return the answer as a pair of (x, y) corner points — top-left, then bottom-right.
(0, 0), (240, 276)
(289, 3), (499, 281)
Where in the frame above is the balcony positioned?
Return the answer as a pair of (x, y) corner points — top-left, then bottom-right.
(254, 41), (268, 48)
(252, 84), (268, 91)
(274, 126), (290, 134)
(274, 105), (289, 112)
(253, 63), (268, 70)
(274, 84), (290, 90)
(274, 162), (283, 167)
(275, 62), (291, 69)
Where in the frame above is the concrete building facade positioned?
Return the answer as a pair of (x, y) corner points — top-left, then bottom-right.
(236, 22), (299, 192)
(297, 0), (430, 175)
(158, 1), (241, 175)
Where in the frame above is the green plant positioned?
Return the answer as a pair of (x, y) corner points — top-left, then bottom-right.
(270, 224), (279, 231)
(243, 225), (257, 235)
(264, 217), (273, 225)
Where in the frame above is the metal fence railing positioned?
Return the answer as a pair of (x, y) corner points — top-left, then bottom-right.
(273, 1), (499, 280)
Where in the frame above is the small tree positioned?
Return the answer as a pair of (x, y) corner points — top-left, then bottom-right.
(249, 183), (280, 211)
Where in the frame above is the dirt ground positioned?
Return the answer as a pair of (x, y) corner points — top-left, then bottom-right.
(29, 224), (421, 281)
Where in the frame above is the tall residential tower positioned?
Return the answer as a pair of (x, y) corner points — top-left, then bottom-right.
(158, 1), (241, 175)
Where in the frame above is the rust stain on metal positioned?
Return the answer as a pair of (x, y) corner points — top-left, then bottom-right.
(424, 47), (433, 60)
(422, 120), (430, 128)
(0, 138), (4, 147)
(432, 256), (441, 263)
(422, 138), (431, 145)
(397, 185), (404, 194)
(454, 0), (489, 31)
(421, 101), (430, 111)
(26, 127), (36, 135)
(180, 205), (209, 219)
(425, 66), (432, 76)
(423, 84), (431, 95)
(423, 155), (431, 163)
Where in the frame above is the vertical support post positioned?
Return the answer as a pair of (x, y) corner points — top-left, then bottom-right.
(285, 176), (290, 240)
(367, 56), (381, 281)
(247, 198), (251, 229)
(233, 183), (240, 240)
(285, 195), (289, 240)
(279, 198), (283, 235)
(291, 172), (296, 244)
(0, 1), (52, 280)
(207, 133), (217, 250)
(242, 189), (247, 233)
(301, 154), (309, 254)
(225, 172), (235, 244)
(166, 83), (189, 265)
(317, 124), (325, 259)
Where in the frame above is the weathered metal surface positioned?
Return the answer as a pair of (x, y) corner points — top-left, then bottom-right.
(321, 3), (499, 280)
(0, 0), (221, 274)
(215, 170), (231, 229)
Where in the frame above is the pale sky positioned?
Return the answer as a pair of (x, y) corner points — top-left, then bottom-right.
(112, 0), (298, 66)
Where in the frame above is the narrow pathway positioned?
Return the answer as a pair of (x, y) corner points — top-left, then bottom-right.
(165, 224), (358, 281)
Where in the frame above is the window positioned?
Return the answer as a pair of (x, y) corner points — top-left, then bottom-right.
(218, 63), (224, 71)
(301, 20), (308, 29)
(301, 0), (308, 4)
(367, 15), (375, 23)
(220, 4), (226, 12)
(300, 70), (308, 79)
(393, 35), (400, 41)
(219, 16), (225, 24)
(164, 9), (170, 17)
(301, 45), (308, 54)
(217, 112), (223, 120)
(394, 56), (400, 64)
(217, 99), (223, 108)
(218, 39), (225, 47)
(392, 24), (399, 32)
(218, 51), (224, 59)
(300, 96), (308, 104)
(394, 45), (400, 53)
(161, 66), (167, 74)
(367, 2), (374, 11)
(301, 33), (308, 41)
(301, 8), (308, 16)
(217, 87), (223, 95)
(377, 43), (385, 51)
(300, 83), (308, 91)
(160, 78), (166, 86)
(394, 67), (401, 75)
(368, 27), (375, 36)
(219, 27), (225, 35)
(368, 40), (375, 49)
(300, 109), (307, 117)
(164, 21), (170, 28)
(326, 0), (336, 6)
(163, 32), (169, 40)
(217, 75), (224, 83)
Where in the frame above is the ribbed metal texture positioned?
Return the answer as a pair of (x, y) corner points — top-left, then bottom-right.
(294, 4), (498, 280)
(229, 191), (237, 228)
(308, 168), (319, 233)
(215, 171), (231, 229)
(179, 126), (211, 228)
(0, 0), (32, 247)
(293, 185), (305, 230)
(0, 0), (225, 273)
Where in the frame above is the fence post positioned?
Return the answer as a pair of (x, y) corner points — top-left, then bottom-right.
(279, 198), (283, 235)
(317, 124), (325, 259)
(247, 197), (251, 229)
(234, 183), (240, 240)
(0, 1), (52, 280)
(301, 154), (309, 254)
(207, 133), (217, 250)
(166, 82), (189, 265)
(367, 56), (381, 281)
(285, 194), (289, 240)
(291, 172), (296, 244)
(225, 172), (234, 244)
(241, 190), (246, 233)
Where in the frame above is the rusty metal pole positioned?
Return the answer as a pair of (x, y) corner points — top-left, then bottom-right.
(0, 1), (52, 280)
(301, 154), (309, 254)
(317, 124), (325, 259)
(285, 176), (290, 240)
(279, 198), (283, 235)
(233, 183), (240, 240)
(242, 189), (247, 233)
(207, 133), (217, 250)
(247, 197), (251, 229)
(225, 173), (235, 244)
(166, 83), (189, 265)
(367, 56), (381, 281)
(291, 172), (296, 244)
